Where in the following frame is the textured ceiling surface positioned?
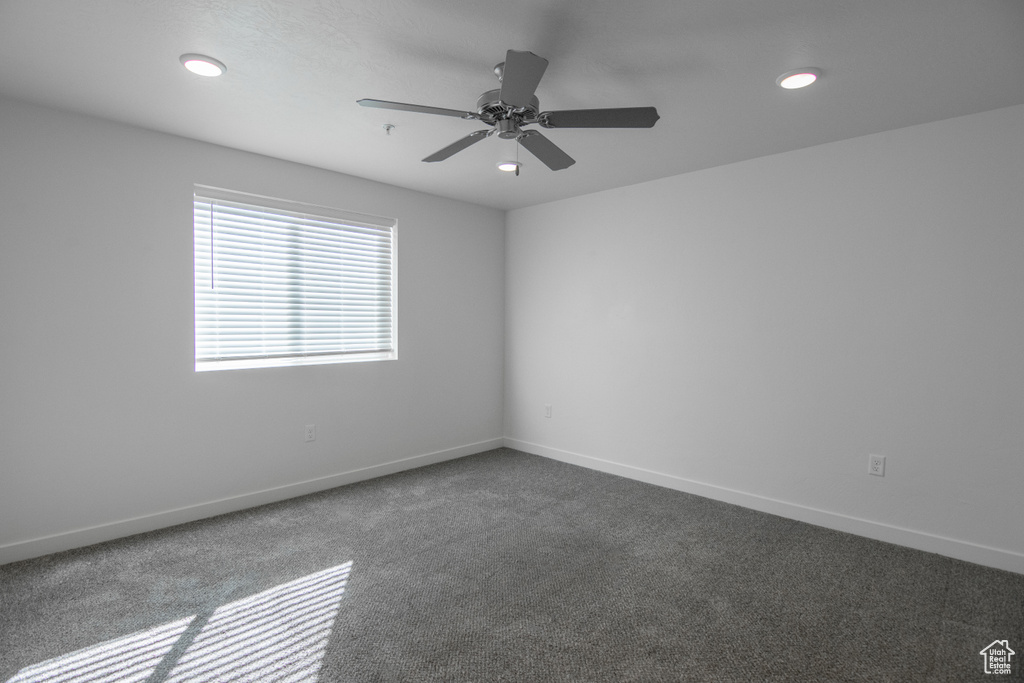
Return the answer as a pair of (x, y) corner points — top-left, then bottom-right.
(1, 0), (1023, 210)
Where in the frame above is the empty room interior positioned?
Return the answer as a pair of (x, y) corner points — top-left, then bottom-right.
(1, 1), (1023, 681)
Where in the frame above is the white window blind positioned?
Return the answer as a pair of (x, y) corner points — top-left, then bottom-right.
(194, 186), (396, 371)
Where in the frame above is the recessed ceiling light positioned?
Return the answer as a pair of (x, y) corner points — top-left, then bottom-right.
(180, 54), (226, 77)
(776, 68), (821, 89)
(497, 161), (521, 173)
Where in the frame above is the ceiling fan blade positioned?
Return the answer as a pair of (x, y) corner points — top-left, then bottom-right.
(517, 130), (575, 171)
(358, 99), (479, 120)
(541, 107), (660, 128)
(422, 130), (493, 162)
(499, 50), (549, 109)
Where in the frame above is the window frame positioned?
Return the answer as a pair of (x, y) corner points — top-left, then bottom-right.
(193, 185), (397, 372)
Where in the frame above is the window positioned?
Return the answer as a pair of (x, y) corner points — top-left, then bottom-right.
(193, 186), (396, 371)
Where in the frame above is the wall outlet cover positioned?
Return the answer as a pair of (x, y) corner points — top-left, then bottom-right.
(869, 454), (885, 477)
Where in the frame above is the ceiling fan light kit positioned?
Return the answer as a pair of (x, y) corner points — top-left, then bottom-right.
(358, 49), (660, 173)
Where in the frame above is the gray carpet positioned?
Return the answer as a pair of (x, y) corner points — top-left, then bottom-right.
(1, 448), (1021, 682)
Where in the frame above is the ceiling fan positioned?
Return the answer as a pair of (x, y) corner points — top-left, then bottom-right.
(358, 49), (660, 172)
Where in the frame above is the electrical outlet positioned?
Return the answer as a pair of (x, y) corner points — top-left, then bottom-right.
(869, 454), (885, 477)
(544, 404), (552, 418)
(304, 424), (316, 442)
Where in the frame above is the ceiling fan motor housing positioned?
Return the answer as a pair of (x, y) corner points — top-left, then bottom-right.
(476, 88), (540, 132)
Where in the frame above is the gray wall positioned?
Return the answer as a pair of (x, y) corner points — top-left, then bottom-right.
(0, 96), (506, 563)
(4, 95), (1022, 573)
(505, 104), (1024, 572)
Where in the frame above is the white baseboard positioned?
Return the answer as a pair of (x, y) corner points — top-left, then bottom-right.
(0, 438), (503, 566)
(503, 438), (1024, 575)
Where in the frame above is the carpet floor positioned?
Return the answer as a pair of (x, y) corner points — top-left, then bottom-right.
(1, 448), (1022, 682)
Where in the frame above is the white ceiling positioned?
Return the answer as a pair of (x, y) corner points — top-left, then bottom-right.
(2, 0), (1023, 211)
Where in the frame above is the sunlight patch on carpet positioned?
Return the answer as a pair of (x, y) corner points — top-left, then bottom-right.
(7, 562), (353, 683)
(6, 617), (195, 683)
